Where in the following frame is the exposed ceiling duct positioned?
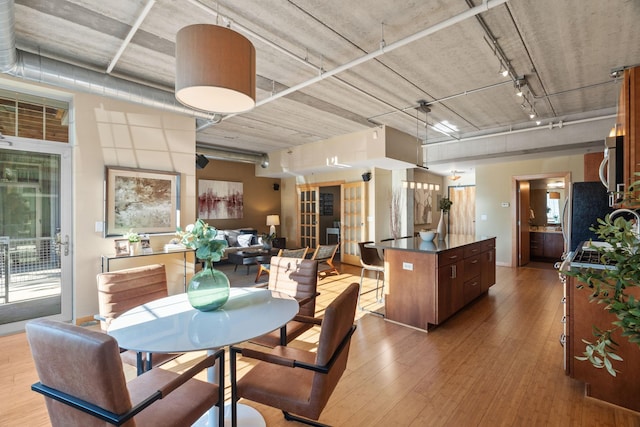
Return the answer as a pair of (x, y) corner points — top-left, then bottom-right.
(196, 144), (269, 168)
(0, 0), (215, 120)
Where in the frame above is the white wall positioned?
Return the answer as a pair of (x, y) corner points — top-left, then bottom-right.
(475, 155), (585, 266)
(74, 93), (195, 320)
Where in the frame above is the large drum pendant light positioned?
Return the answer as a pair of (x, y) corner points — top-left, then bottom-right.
(175, 24), (256, 114)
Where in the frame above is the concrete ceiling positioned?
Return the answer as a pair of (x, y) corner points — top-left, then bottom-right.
(6, 0), (640, 175)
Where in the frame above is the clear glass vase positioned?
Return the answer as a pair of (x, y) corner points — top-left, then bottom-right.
(187, 261), (230, 312)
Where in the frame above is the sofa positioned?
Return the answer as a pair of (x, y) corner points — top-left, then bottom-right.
(214, 229), (263, 260)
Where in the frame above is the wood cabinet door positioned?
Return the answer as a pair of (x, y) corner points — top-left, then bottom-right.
(570, 277), (640, 411)
(530, 232), (544, 258)
(480, 248), (496, 292)
(437, 260), (464, 323)
(543, 233), (564, 260)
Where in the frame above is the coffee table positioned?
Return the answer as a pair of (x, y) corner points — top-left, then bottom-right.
(227, 250), (273, 274)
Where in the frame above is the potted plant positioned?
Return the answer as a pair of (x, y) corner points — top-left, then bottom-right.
(123, 229), (141, 255)
(567, 179), (640, 376)
(260, 232), (276, 250)
(176, 219), (230, 311)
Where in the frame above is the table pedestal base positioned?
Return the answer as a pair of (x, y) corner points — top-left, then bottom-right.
(193, 403), (265, 427)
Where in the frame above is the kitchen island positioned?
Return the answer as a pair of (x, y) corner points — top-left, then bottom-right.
(372, 235), (496, 331)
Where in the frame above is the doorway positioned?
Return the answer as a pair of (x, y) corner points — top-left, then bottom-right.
(297, 180), (365, 266)
(512, 172), (570, 267)
(0, 143), (72, 335)
(448, 185), (476, 235)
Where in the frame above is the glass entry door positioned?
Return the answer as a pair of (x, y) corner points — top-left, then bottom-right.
(0, 144), (72, 334)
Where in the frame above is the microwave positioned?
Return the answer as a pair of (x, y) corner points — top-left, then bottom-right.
(599, 135), (624, 205)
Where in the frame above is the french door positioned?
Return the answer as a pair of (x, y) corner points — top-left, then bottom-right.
(0, 141), (72, 335)
(341, 181), (366, 265)
(298, 186), (319, 249)
(297, 181), (366, 266)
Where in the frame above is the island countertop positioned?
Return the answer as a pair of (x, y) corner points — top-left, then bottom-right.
(369, 234), (496, 254)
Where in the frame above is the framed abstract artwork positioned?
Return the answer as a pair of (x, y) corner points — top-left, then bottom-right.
(105, 166), (180, 236)
(198, 179), (243, 219)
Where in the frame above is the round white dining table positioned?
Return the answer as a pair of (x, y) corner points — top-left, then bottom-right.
(108, 287), (299, 427)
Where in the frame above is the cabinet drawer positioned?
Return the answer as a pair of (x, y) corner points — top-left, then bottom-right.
(464, 254), (482, 281)
(463, 243), (483, 258)
(463, 275), (482, 304)
(482, 239), (496, 252)
(438, 248), (464, 267)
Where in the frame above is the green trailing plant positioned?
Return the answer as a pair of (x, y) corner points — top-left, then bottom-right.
(566, 177), (640, 376)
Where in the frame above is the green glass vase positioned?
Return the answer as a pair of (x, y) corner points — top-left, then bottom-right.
(187, 262), (230, 312)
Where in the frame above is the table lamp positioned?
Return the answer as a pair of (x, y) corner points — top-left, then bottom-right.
(266, 214), (280, 235)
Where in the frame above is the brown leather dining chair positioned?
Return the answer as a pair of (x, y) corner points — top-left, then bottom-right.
(96, 264), (181, 375)
(230, 282), (359, 427)
(27, 318), (224, 427)
(251, 256), (319, 347)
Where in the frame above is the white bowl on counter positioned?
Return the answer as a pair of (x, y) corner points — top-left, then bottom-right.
(419, 230), (436, 241)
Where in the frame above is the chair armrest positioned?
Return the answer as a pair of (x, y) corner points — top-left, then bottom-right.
(233, 324), (356, 375)
(158, 349), (224, 397)
(295, 292), (319, 307)
(32, 382), (161, 426)
(32, 348), (225, 426)
(291, 314), (322, 326)
(231, 346), (295, 367)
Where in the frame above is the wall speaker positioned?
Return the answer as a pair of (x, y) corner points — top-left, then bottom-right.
(195, 154), (209, 169)
(273, 183), (280, 191)
(362, 172), (372, 182)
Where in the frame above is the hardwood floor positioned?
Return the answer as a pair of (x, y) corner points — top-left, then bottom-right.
(2, 263), (640, 426)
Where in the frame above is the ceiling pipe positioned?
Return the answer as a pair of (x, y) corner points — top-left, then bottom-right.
(0, 0), (216, 121)
(0, 0), (16, 73)
(107, 0), (156, 74)
(196, 144), (269, 168)
(253, 0), (508, 108)
(425, 113), (616, 146)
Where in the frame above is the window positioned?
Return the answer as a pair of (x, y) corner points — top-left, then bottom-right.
(546, 193), (560, 223)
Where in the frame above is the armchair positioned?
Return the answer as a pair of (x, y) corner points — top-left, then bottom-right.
(230, 283), (359, 427)
(254, 247), (309, 283)
(27, 318), (224, 427)
(311, 244), (339, 277)
(251, 256), (318, 347)
(96, 264), (181, 375)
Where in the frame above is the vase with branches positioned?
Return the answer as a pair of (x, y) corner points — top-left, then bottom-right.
(390, 189), (402, 240)
(437, 197), (452, 240)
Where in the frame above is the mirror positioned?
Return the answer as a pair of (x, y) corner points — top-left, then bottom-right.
(529, 179), (565, 226)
